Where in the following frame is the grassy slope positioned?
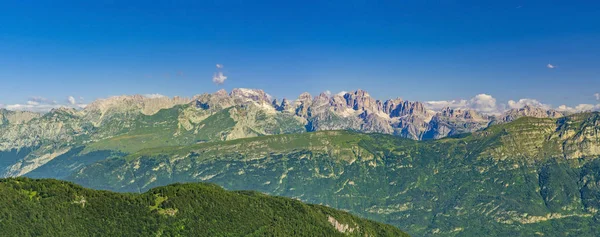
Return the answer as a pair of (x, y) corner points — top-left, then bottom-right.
(0, 177), (407, 237)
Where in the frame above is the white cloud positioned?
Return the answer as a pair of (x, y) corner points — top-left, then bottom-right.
(425, 94), (501, 114)
(212, 72), (227, 85)
(425, 93), (600, 115)
(1, 96), (87, 113)
(556, 104), (600, 113)
(29, 96), (56, 105)
(336, 91), (348, 96)
(3, 103), (62, 113)
(468, 94), (499, 114)
(594, 93), (600, 101)
(143, 94), (167, 99)
(213, 64), (227, 85)
(27, 100), (40, 106)
(67, 96), (76, 105)
(547, 63), (556, 69)
(424, 99), (468, 111)
(507, 98), (550, 110)
(323, 90), (332, 97)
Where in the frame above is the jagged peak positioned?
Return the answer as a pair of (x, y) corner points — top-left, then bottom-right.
(296, 92), (312, 102)
(50, 106), (77, 113)
(214, 89), (228, 96)
(230, 88), (272, 104)
(317, 92), (330, 98)
(43, 107), (80, 119)
(230, 88), (266, 96)
(351, 89), (370, 97)
(437, 107), (485, 120)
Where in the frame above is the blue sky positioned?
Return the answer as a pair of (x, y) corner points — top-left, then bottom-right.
(1, 0), (599, 112)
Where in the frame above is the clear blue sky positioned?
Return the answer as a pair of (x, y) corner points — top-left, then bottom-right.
(1, 0), (599, 109)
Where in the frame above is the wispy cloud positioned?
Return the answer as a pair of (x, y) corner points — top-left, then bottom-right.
(336, 91), (348, 96)
(546, 63), (556, 69)
(212, 64), (227, 85)
(595, 93), (600, 101)
(507, 98), (550, 110)
(67, 96), (76, 105)
(425, 94), (501, 115)
(212, 72), (227, 85)
(557, 104), (600, 113)
(143, 94), (167, 99)
(29, 96), (56, 105)
(426, 93), (600, 115)
(1, 96), (86, 113)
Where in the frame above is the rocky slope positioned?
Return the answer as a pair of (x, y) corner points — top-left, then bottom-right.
(66, 113), (600, 236)
(0, 177), (407, 236)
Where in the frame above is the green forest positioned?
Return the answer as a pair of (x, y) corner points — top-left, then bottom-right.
(0, 177), (407, 237)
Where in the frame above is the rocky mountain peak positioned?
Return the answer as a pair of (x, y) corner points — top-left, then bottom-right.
(382, 98), (404, 115)
(317, 92), (330, 99)
(297, 92), (313, 102)
(293, 92), (313, 117)
(386, 101), (428, 118)
(344, 89), (377, 111)
(230, 88), (271, 104)
(214, 89), (228, 97)
(48, 107), (78, 114)
(439, 107), (484, 120)
(313, 92), (330, 105)
(275, 98), (292, 112)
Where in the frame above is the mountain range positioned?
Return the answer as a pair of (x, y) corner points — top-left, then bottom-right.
(1, 88), (598, 236)
(0, 88), (568, 177)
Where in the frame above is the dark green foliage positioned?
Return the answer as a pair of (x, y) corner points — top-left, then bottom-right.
(0, 178), (407, 237)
